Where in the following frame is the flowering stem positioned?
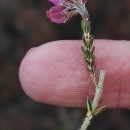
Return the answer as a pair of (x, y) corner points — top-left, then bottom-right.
(46, 1), (106, 129)
(80, 8), (106, 130)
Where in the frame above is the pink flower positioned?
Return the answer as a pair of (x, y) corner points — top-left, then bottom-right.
(47, 0), (88, 24)
(47, 0), (66, 24)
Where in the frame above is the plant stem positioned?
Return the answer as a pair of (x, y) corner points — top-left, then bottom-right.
(79, 69), (105, 130)
(92, 69), (105, 111)
(79, 116), (91, 130)
(80, 5), (106, 130)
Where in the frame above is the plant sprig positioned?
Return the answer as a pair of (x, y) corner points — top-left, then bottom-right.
(78, 5), (106, 130)
(81, 20), (97, 87)
(46, 0), (106, 129)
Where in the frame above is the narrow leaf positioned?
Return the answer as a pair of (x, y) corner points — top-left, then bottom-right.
(82, 36), (89, 48)
(93, 105), (106, 116)
(86, 97), (92, 112)
(90, 46), (95, 57)
(81, 21), (86, 32)
(84, 58), (90, 66)
(88, 37), (94, 48)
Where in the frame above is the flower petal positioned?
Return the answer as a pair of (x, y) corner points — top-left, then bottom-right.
(49, 0), (60, 5)
(46, 6), (66, 24)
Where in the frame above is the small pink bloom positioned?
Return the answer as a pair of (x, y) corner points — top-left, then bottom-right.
(47, 0), (88, 24)
(47, 5), (66, 23)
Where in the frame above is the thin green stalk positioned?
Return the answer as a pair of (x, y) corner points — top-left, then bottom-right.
(79, 7), (106, 130)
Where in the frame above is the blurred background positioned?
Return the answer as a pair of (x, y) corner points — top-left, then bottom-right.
(0, 0), (130, 130)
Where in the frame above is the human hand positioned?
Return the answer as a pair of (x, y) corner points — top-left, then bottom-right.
(19, 40), (130, 109)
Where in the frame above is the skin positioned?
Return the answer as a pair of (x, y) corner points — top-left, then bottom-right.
(19, 40), (130, 109)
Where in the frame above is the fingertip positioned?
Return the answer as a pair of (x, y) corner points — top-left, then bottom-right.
(19, 46), (42, 102)
(19, 40), (92, 107)
(19, 40), (130, 109)
(19, 43), (54, 103)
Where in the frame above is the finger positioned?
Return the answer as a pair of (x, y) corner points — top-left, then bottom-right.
(19, 40), (130, 108)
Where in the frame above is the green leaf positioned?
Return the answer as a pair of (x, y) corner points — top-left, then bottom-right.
(84, 58), (90, 66)
(90, 46), (95, 57)
(92, 59), (95, 68)
(81, 21), (86, 32)
(86, 21), (91, 33)
(82, 36), (94, 49)
(86, 50), (91, 58)
(88, 37), (94, 48)
(81, 46), (86, 55)
(82, 36), (89, 48)
(81, 45), (90, 59)
(86, 97), (92, 112)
